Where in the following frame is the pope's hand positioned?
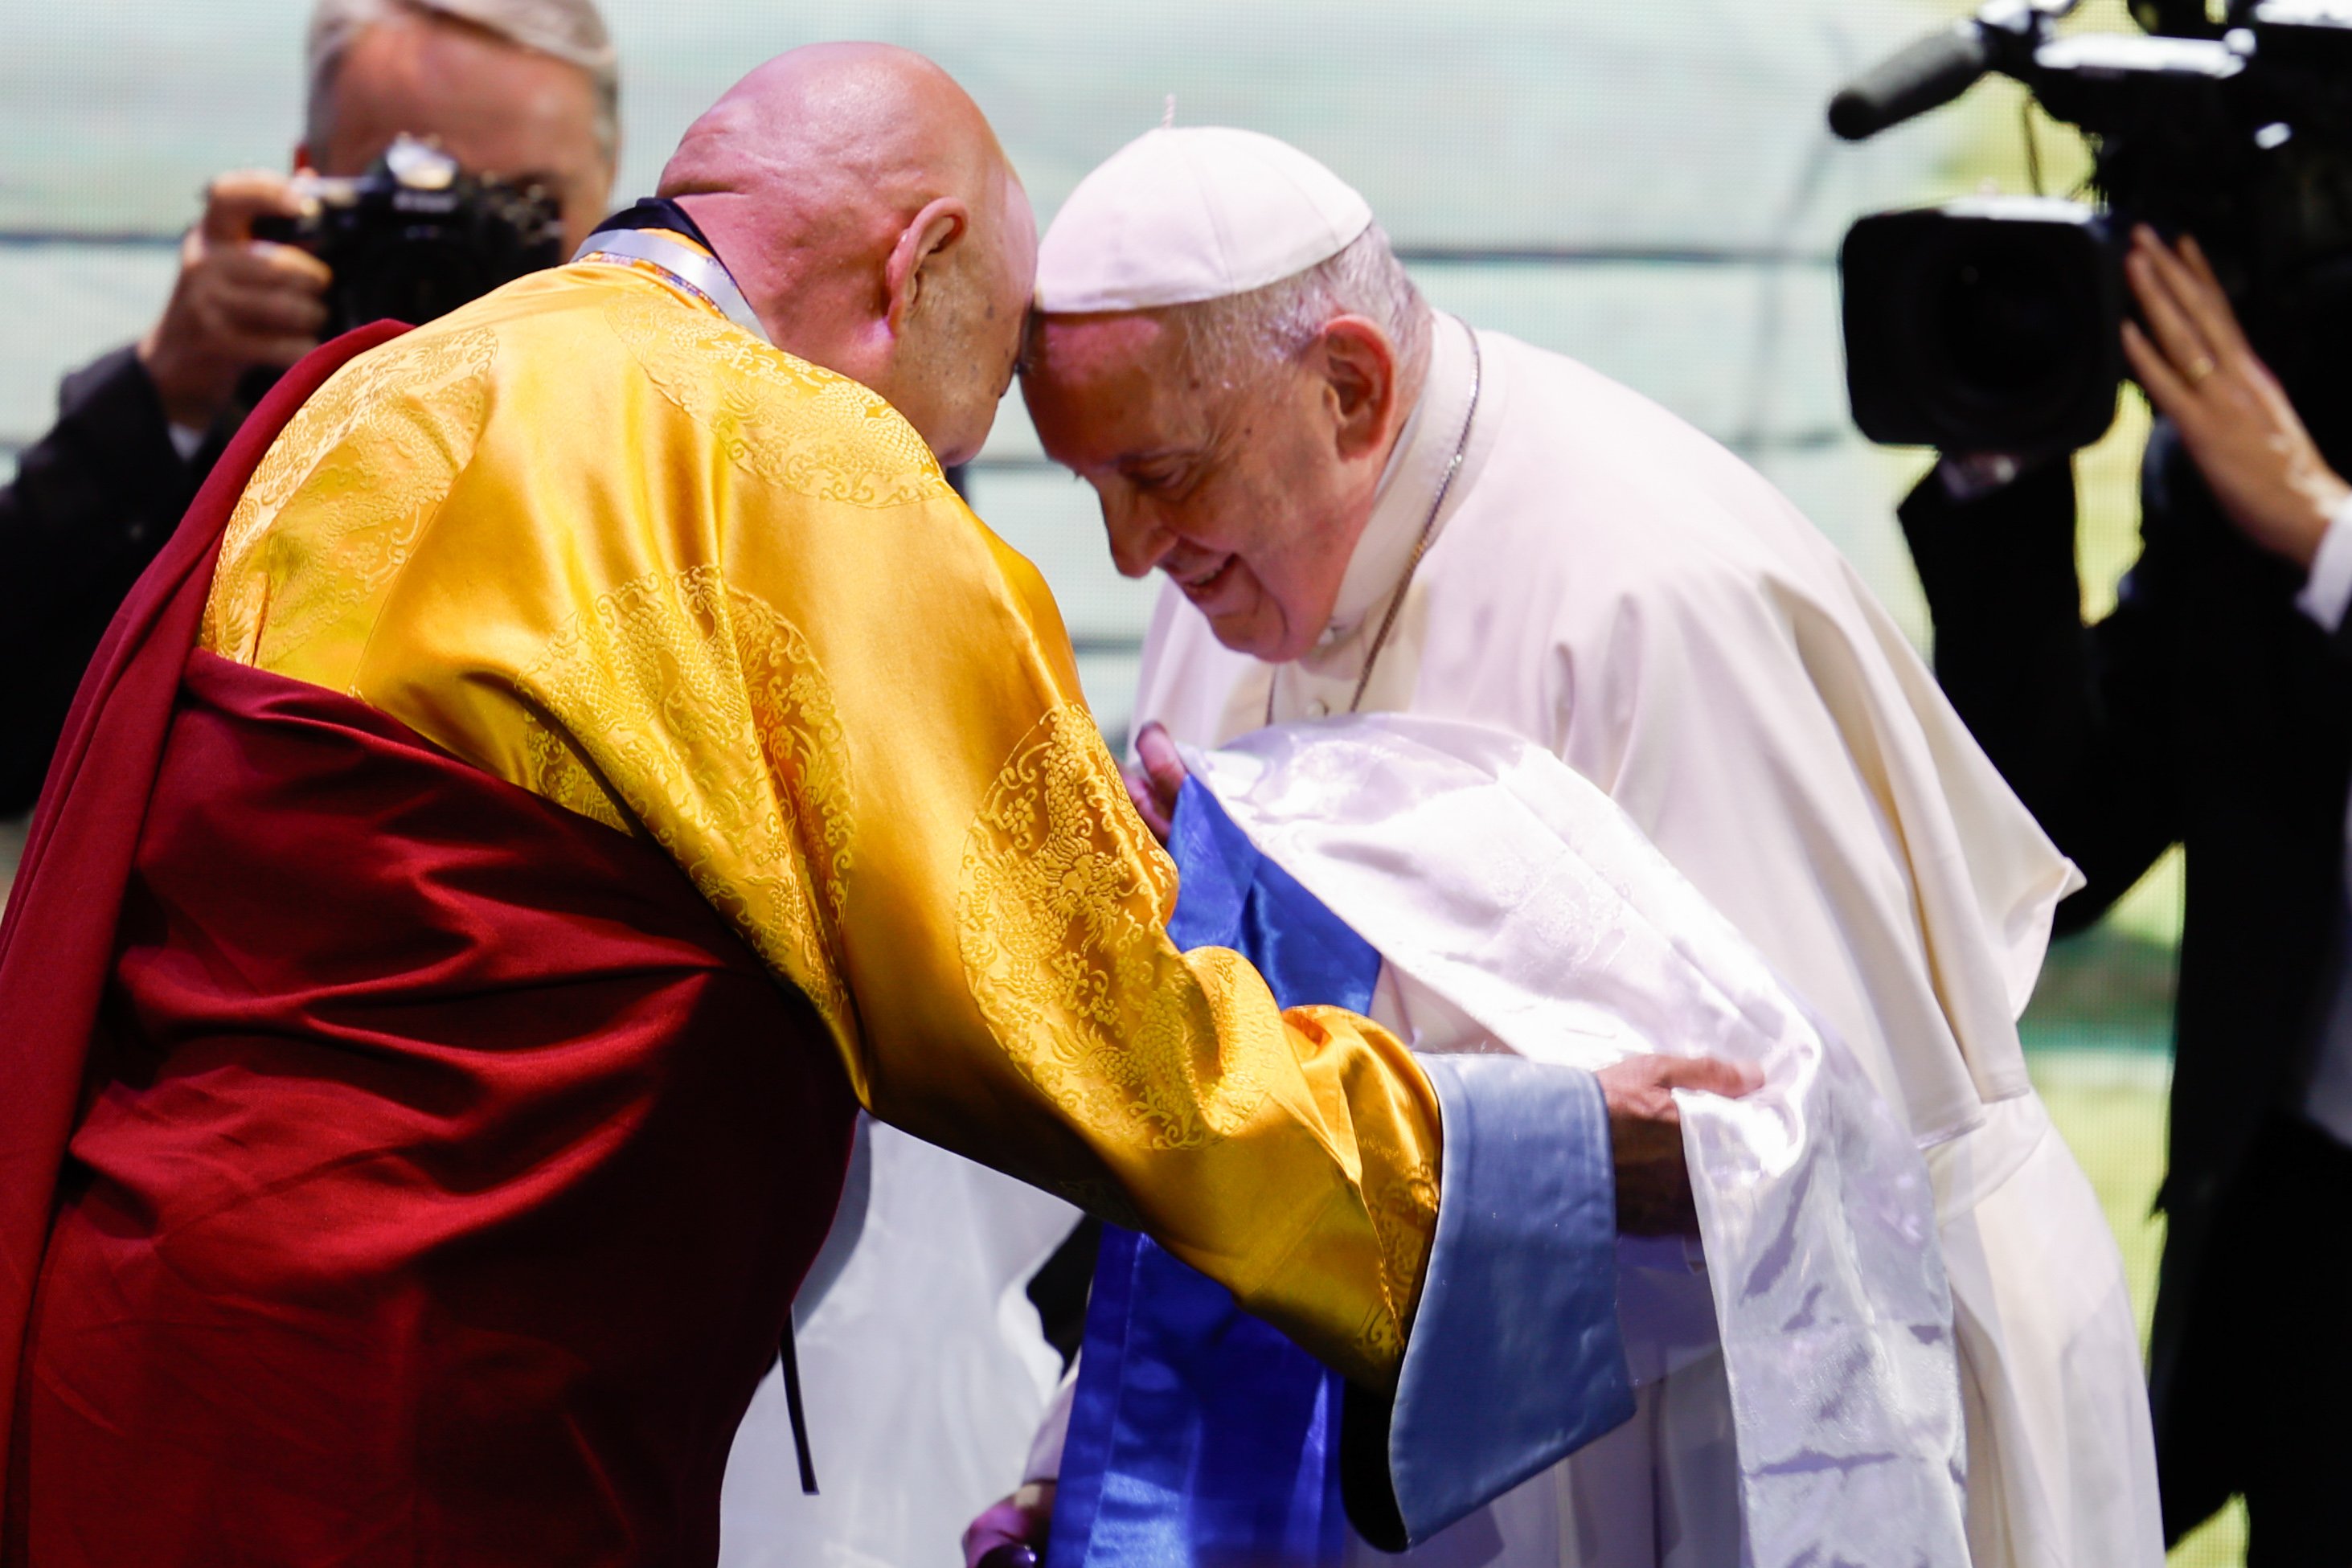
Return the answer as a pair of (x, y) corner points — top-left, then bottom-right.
(1122, 721), (1186, 843)
(2120, 225), (2349, 568)
(962, 1482), (1053, 1568)
(1596, 1054), (1764, 1235)
(137, 170), (333, 436)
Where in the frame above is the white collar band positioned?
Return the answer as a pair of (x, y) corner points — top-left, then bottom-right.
(575, 227), (770, 346)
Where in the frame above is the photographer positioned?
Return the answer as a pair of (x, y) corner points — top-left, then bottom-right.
(0, 0), (617, 816)
(1899, 225), (2352, 1559)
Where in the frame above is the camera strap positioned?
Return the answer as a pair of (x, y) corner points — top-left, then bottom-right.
(573, 226), (771, 346)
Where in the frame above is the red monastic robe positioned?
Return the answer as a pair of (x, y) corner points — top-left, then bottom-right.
(0, 328), (858, 1565)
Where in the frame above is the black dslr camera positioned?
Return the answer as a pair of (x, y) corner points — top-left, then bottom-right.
(252, 135), (563, 337)
(1832, 0), (2352, 452)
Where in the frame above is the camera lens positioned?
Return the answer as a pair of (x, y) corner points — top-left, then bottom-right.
(346, 237), (496, 330)
(1841, 203), (2122, 449)
(1920, 226), (2103, 427)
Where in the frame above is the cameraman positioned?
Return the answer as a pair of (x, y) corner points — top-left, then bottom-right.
(0, 0), (617, 816)
(1899, 224), (2352, 1560)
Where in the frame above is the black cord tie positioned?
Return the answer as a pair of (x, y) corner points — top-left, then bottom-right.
(777, 1322), (818, 1495)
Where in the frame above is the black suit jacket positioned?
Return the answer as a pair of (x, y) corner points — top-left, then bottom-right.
(1899, 425), (2352, 1514)
(0, 347), (236, 815)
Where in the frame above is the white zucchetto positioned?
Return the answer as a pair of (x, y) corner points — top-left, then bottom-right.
(1035, 126), (1375, 313)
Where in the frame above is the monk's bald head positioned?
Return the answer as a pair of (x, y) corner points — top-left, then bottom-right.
(657, 44), (1035, 466)
(662, 44), (999, 219)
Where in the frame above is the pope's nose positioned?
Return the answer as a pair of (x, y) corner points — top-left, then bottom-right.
(1103, 496), (1178, 580)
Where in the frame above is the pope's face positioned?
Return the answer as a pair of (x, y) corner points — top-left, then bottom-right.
(1022, 313), (1372, 663)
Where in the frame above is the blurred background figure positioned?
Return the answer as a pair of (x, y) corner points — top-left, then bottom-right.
(0, 0), (618, 818)
(1820, 2), (2352, 1558)
(1900, 226), (2352, 1562)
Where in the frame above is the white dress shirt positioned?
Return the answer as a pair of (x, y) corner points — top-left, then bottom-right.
(2287, 493), (2352, 1147)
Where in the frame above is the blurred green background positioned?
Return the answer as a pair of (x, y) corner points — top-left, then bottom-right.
(0, 1), (2227, 1558)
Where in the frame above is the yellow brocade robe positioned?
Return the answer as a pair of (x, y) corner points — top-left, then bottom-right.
(195, 261), (1440, 1386)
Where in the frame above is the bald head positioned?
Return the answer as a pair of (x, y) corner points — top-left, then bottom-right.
(658, 44), (1035, 465)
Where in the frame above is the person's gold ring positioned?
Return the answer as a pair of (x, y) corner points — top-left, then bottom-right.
(2187, 354), (2217, 386)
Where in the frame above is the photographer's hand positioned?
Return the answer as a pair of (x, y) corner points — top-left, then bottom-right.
(137, 171), (332, 436)
(1596, 1054), (1764, 1235)
(2122, 226), (2349, 569)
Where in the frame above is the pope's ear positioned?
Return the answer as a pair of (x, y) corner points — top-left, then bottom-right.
(1317, 315), (1400, 460)
(885, 196), (970, 334)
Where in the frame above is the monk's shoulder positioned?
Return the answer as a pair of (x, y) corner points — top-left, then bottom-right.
(563, 274), (953, 510)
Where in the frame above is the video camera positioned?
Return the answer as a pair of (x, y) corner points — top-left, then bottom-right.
(1833, 0), (2352, 452)
(253, 135), (563, 338)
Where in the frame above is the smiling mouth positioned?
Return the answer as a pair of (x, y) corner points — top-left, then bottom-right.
(1171, 555), (1238, 600)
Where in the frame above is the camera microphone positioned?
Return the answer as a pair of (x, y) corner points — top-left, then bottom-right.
(1828, 22), (1997, 141)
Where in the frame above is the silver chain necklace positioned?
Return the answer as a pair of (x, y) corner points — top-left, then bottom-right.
(1266, 322), (1483, 727)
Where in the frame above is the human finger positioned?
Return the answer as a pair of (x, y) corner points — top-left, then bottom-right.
(2125, 239), (2216, 385)
(2176, 231), (2242, 350)
(1594, 1066), (1701, 1235)
(176, 276), (310, 364)
(2178, 230), (2219, 287)
(207, 276), (330, 339)
(2145, 230), (2250, 367)
(1124, 766), (1173, 844)
(243, 239), (334, 292)
(961, 1513), (1036, 1567)
(1134, 722), (1189, 809)
(203, 240), (333, 296)
(1653, 1054), (1764, 1099)
(961, 1487), (1051, 1568)
(1596, 1054), (1685, 1126)
(198, 170), (303, 246)
(2121, 320), (2195, 424)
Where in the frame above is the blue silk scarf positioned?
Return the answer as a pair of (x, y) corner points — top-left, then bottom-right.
(1046, 780), (1382, 1568)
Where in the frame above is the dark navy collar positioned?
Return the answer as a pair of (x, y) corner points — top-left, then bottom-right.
(590, 196), (719, 253)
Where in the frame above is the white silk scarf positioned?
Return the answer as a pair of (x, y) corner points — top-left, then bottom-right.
(1190, 714), (1970, 1568)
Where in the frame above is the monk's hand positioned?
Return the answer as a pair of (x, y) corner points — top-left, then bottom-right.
(1121, 721), (1187, 844)
(138, 170), (332, 436)
(2121, 225), (2349, 568)
(1596, 1054), (1764, 1236)
(963, 1481), (1053, 1568)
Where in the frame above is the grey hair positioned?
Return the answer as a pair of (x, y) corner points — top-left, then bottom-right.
(1172, 223), (1432, 390)
(306, 0), (621, 166)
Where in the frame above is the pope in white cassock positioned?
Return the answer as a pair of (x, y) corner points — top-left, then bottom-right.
(1014, 127), (2165, 1568)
